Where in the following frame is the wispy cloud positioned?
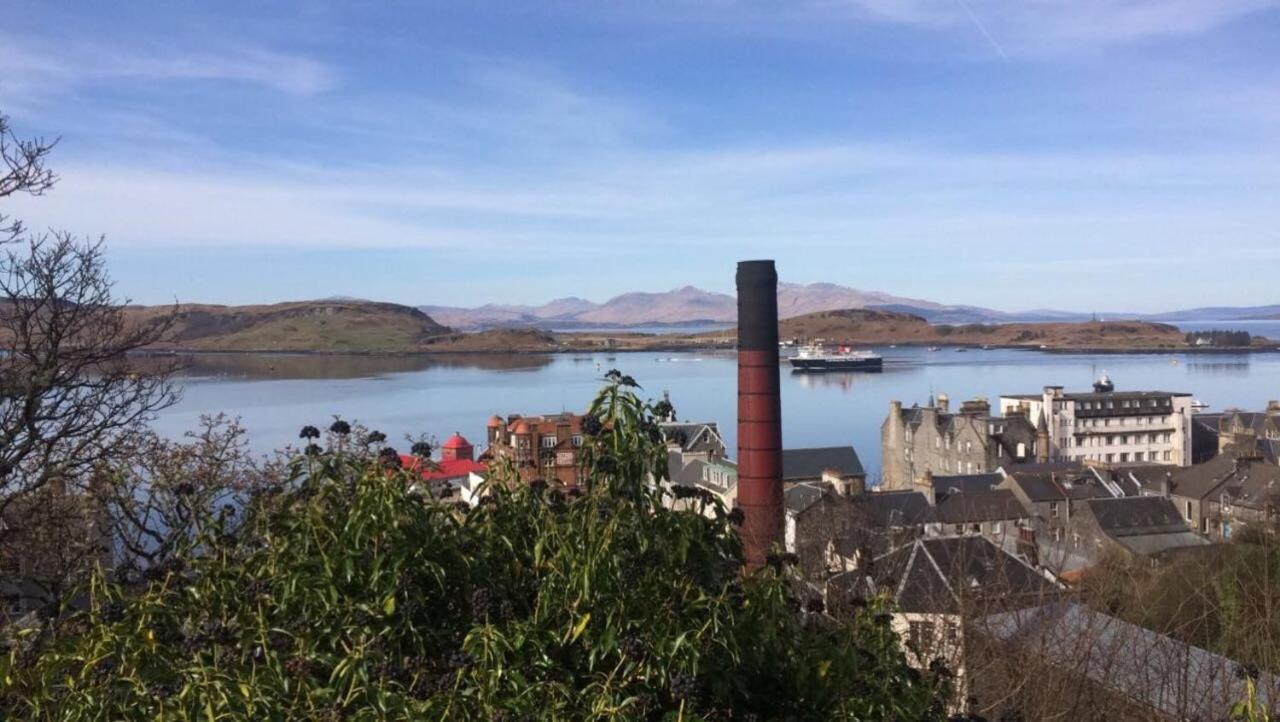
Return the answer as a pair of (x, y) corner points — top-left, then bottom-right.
(838, 0), (1278, 52)
(0, 30), (335, 102)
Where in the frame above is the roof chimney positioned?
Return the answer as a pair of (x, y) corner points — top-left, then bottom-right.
(736, 260), (783, 569)
(937, 393), (950, 414)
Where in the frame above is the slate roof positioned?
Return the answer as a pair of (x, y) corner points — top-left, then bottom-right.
(1169, 453), (1245, 500)
(848, 536), (1052, 614)
(934, 489), (1029, 525)
(932, 472), (1003, 500)
(1082, 497), (1210, 556)
(1005, 465), (1122, 503)
(781, 446), (864, 480)
(977, 602), (1275, 721)
(659, 421), (726, 456)
(784, 483), (827, 515)
(850, 490), (934, 527)
(1086, 496), (1188, 536)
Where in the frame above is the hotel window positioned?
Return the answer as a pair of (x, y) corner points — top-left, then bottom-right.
(1164, 450), (1173, 461)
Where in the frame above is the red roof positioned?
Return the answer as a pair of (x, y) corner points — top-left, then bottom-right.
(487, 415), (504, 427)
(442, 433), (472, 450)
(400, 455), (487, 482)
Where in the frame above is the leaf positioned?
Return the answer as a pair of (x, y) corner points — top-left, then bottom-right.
(817, 659), (832, 678)
(569, 612), (591, 643)
(382, 594), (396, 616)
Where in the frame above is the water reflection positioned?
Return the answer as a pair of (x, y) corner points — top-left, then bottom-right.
(134, 352), (555, 380)
(1185, 358), (1252, 376)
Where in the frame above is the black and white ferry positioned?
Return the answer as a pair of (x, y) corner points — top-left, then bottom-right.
(788, 343), (883, 372)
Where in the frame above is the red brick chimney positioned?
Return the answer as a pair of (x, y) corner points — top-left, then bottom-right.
(736, 260), (783, 569)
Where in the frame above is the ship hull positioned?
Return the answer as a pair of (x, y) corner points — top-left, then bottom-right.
(788, 357), (883, 372)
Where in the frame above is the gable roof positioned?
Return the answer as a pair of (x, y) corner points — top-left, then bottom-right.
(659, 421), (725, 456)
(934, 489), (1029, 524)
(784, 483), (827, 515)
(781, 446), (864, 480)
(855, 536), (1052, 614)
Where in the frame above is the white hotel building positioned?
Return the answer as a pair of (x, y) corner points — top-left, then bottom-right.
(1000, 384), (1194, 467)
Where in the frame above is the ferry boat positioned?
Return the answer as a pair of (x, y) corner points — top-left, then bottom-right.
(788, 344), (883, 372)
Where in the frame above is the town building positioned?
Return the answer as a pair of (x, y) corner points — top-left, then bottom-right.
(1149, 451), (1280, 540)
(659, 420), (727, 464)
(668, 457), (738, 517)
(1191, 402), (1280, 465)
(782, 446), (866, 494)
(881, 395), (1039, 492)
(401, 433), (488, 506)
(998, 383), (1195, 467)
(784, 482), (932, 576)
(928, 489), (1032, 557)
(484, 412), (586, 487)
(998, 463), (1142, 572)
(827, 536), (1057, 712)
(1064, 496), (1209, 570)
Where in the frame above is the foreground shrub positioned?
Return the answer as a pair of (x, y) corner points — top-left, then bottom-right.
(1, 374), (946, 720)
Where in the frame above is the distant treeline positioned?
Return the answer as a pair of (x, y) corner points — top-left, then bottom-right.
(1186, 330), (1252, 347)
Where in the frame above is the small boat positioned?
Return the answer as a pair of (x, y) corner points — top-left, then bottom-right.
(955, 348), (968, 353)
(981, 345), (991, 350)
(889, 344), (897, 349)
(928, 346), (941, 352)
(789, 343), (883, 372)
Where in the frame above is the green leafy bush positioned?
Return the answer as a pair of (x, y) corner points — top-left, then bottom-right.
(1, 374), (946, 720)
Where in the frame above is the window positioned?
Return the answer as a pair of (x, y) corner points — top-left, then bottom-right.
(541, 436), (558, 449)
(1135, 452), (1145, 462)
(908, 621), (934, 653)
(1164, 450), (1172, 461)
(1016, 442), (1026, 459)
(571, 435), (583, 447)
(1184, 501), (1192, 521)
(1049, 502), (1059, 519)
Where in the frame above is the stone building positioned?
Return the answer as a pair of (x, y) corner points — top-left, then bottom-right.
(881, 394), (1038, 492)
(1192, 402), (1280, 465)
(484, 412), (585, 486)
(999, 383), (1194, 467)
(1150, 451), (1280, 540)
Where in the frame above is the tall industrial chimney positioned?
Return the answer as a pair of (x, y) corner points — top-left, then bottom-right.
(736, 260), (783, 569)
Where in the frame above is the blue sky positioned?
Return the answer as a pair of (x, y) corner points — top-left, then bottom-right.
(2, 1), (1279, 312)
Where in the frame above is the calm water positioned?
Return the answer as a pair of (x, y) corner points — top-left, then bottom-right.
(153, 347), (1280, 483)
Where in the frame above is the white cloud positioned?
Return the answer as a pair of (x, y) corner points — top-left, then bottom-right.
(838, 0), (1278, 52)
(0, 31), (335, 101)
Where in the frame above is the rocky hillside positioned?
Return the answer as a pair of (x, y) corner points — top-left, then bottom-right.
(133, 300), (452, 353)
(779, 310), (1190, 349)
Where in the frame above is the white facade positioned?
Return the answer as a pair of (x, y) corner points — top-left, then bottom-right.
(1000, 386), (1194, 466)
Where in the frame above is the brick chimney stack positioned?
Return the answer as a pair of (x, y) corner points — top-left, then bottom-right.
(736, 260), (783, 569)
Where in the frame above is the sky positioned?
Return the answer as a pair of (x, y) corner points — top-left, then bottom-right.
(2, 1), (1279, 313)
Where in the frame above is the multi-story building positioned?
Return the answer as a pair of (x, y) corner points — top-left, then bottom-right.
(1192, 402), (1280, 465)
(484, 412), (585, 486)
(881, 394), (1039, 492)
(999, 384), (1194, 467)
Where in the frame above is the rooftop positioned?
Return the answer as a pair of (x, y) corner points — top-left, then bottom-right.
(781, 446), (864, 480)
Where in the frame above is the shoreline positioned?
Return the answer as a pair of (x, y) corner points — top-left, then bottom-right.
(134, 339), (1280, 358)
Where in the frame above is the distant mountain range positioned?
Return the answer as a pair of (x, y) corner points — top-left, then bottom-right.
(421, 284), (1280, 330)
